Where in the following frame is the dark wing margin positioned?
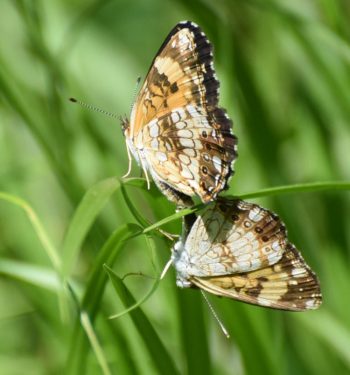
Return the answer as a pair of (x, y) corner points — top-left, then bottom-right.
(170, 22), (237, 199)
(192, 243), (322, 311)
(178, 21), (237, 196)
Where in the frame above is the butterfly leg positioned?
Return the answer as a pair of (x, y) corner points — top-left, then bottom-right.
(122, 140), (133, 178)
(160, 257), (173, 279)
(137, 149), (151, 189)
(157, 228), (180, 241)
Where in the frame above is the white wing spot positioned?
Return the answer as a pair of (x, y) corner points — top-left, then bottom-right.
(175, 121), (187, 130)
(187, 105), (200, 117)
(248, 207), (264, 222)
(149, 124), (159, 138)
(179, 154), (191, 165)
(177, 129), (192, 138)
(151, 138), (159, 150)
(212, 156), (222, 172)
(291, 267), (306, 277)
(271, 241), (282, 252)
(184, 148), (196, 157)
(171, 111), (180, 123)
(193, 140), (204, 150)
(181, 168), (194, 179)
(180, 138), (195, 148)
(156, 152), (167, 162)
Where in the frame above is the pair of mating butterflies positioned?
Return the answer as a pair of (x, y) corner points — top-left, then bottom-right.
(122, 21), (322, 311)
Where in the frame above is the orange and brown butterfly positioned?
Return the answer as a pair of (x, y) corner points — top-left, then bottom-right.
(121, 21), (237, 207)
(172, 198), (322, 311)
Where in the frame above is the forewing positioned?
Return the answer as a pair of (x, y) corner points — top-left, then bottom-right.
(184, 199), (287, 276)
(132, 21), (222, 128)
(130, 21), (237, 202)
(192, 243), (322, 311)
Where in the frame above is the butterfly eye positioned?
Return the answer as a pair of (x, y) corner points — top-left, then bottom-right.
(202, 166), (208, 174)
(202, 130), (208, 138)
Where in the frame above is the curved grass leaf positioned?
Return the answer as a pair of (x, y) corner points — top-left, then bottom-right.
(107, 233), (161, 320)
(104, 264), (179, 375)
(0, 192), (61, 270)
(80, 311), (112, 375)
(66, 223), (142, 374)
(61, 177), (121, 277)
(0, 259), (60, 292)
(120, 182), (149, 227)
(296, 311), (350, 368)
(238, 181), (350, 199)
(177, 289), (212, 375)
(143, 181), (350, 233)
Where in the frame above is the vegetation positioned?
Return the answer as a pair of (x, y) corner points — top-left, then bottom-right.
(0, 1), (349, 374)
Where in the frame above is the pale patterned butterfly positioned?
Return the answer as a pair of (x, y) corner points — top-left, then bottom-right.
(172, 198), (322, 311)
(121, 21), (237, 207)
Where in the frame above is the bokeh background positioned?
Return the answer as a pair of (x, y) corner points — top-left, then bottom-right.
(1, 0), (350, 374)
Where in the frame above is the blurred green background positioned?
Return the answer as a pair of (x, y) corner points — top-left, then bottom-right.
(1, 0), (350, 374)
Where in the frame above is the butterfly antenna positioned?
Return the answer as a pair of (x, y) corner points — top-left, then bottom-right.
(160, 257), (173, 280)
(129, 76), (142, 114)
(201, 290), (230, 339)
(122, 77), (142, 180)
(69, 97), (119, 119)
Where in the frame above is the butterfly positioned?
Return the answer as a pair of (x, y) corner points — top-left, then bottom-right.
(172, 198), (322, 311)
(121, 21), (237, 207)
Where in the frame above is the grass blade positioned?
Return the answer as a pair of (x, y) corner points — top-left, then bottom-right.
(238, 181), (350, 199)
(80, 311), (112, 375)
(66, 223), (142, 374)
(0, 192), (61, 270)
(105, 264), (179, 375)
(296, 311), (350, 368)
(61, 177), (121, 277)
(0, 259), (60, 292)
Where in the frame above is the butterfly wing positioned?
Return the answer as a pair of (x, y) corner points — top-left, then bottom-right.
(142, 107), (236, 201)
(127, 21), (237, 203)
(191, 243), (322, 311)
(183, 199), (287, 276)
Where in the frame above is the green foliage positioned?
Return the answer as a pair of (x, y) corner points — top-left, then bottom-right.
(1, 1), (350, 374)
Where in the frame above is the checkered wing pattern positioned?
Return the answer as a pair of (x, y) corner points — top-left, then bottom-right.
(124, 22), (237, 204)
(173, 198), (322, 311)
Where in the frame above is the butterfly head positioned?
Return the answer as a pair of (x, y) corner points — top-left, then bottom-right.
(172, 238), (192, 288)
(120, 115), (130, 134)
